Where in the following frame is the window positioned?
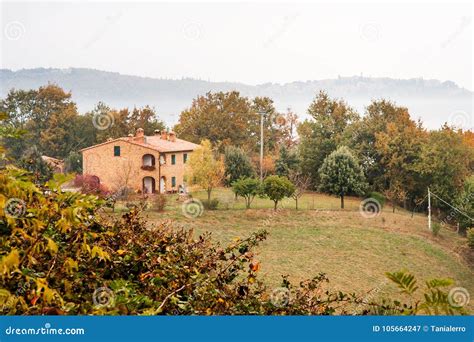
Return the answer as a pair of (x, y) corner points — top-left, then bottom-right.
(183, 153), (188, 164)
(171, 154), (176, 165)
(171, 176), (176, 188)
(114, 146), (120, 157)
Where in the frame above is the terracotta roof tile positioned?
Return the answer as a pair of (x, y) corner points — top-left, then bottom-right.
(80, 136), (199, 153)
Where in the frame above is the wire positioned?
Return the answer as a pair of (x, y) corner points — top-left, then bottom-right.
(429, 190), (474, 221)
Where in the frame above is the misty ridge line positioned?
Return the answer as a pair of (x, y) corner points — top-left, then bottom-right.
(1, 67), (472, 91)
(0, 67), (472, 130)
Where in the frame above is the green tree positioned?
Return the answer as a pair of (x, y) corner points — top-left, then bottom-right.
(185, 140), (225, 201)
(298, 91), (359, 187)
(224, 146), (255, 186)
(318, 146), (367, 209)
(92, 103), (130, 143)
(128, 106), (165, 136)
(455, 175), (474, 232)
(416, 126), (471, 205)
(232, 178), (261, 209)
(350, 99), (426, 207)
(0, 85), (81, 160)
(275, 146), (299, 178)
(18, 146), (53, 184)
(64, 151), (83, 174)
(262, 175), (295, 211)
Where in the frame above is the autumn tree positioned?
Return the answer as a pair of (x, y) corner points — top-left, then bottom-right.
(298, 91), (359, 187)
(0, 85), (83, 159)
(128, 106), (165, 136)
(185, 139), (225, 201)
(175, 91), (257, 151)
(415, 125), (472, 207)
(350, 100), (426, 206)
(318, 146), (367, 209)
(174, 92), (292, 153)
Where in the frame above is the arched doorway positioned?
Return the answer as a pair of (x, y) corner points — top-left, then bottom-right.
(143, 177), (156, 194)
(160, 176), (166, 193)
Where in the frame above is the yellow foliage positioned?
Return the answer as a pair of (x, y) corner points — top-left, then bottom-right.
(185, 139), (224, 196)
(35, 278), (62, 305)
(64, 257), (79, 275)
(91, 246), (110, 262)
(0, 249), (20, 275)
(46, 238), (58, 255)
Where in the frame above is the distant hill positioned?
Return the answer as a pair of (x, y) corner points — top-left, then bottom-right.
(1, 68), (472, 129)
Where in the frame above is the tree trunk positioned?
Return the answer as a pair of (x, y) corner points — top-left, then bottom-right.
(295, 197), (298, 210)
(207, 188), (211, 202)
(274, 201), (278, 211)
(340, 194), (344, 209)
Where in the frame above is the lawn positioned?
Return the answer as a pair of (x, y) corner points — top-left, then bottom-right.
(113, 188), (474, 311)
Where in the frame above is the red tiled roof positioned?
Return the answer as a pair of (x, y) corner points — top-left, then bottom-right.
(79, 136), (199, 153)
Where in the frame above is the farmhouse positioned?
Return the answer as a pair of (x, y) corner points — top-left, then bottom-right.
(80, 128), (199, 194)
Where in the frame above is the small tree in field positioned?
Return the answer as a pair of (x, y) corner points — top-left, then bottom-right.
(186, 139), (225, 201)
(232, 178), (261, 209)
(289, 171), (311, 210)
(318, 146), (366, 209)
(262, 175), (295, 211)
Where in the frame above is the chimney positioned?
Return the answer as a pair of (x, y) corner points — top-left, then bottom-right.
(169, 131), (176, 142)
(134, 128), (145, 143)
(154, 129), (161, 136)
(161, 130), (168, 140)
(127, 133), (134, 140)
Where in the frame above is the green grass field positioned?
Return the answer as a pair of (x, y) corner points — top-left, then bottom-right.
(113, 188), (474, 310)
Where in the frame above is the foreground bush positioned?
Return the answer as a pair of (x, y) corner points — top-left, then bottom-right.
(0, 167), (469, 315)
(0, 167), (355, 314)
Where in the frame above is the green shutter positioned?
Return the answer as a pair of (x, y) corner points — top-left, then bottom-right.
(171, 154), (176, 165)
(171, 177), (176, 187)
(183, 153), (188, 163)
(114, 146), (120, 156)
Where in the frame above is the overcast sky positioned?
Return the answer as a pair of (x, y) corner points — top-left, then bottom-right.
(1, 1), (472, 90)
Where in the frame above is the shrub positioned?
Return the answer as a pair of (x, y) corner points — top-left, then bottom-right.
(367, 191), (385, 208)
(231, 178), (261, 209)
(262, 175), (295, 211)
(467, 228), (474, 249)
(74, 174), (109, 197)
(154, 193), (167, 212)
(203, 198), (219, 210)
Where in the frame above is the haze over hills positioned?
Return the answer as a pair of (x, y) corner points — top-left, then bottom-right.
(0, 68), (472, 129)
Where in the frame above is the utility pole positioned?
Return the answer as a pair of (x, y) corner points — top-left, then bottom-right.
(259, 110), (266, 182)
(428, 187), (432, 231)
